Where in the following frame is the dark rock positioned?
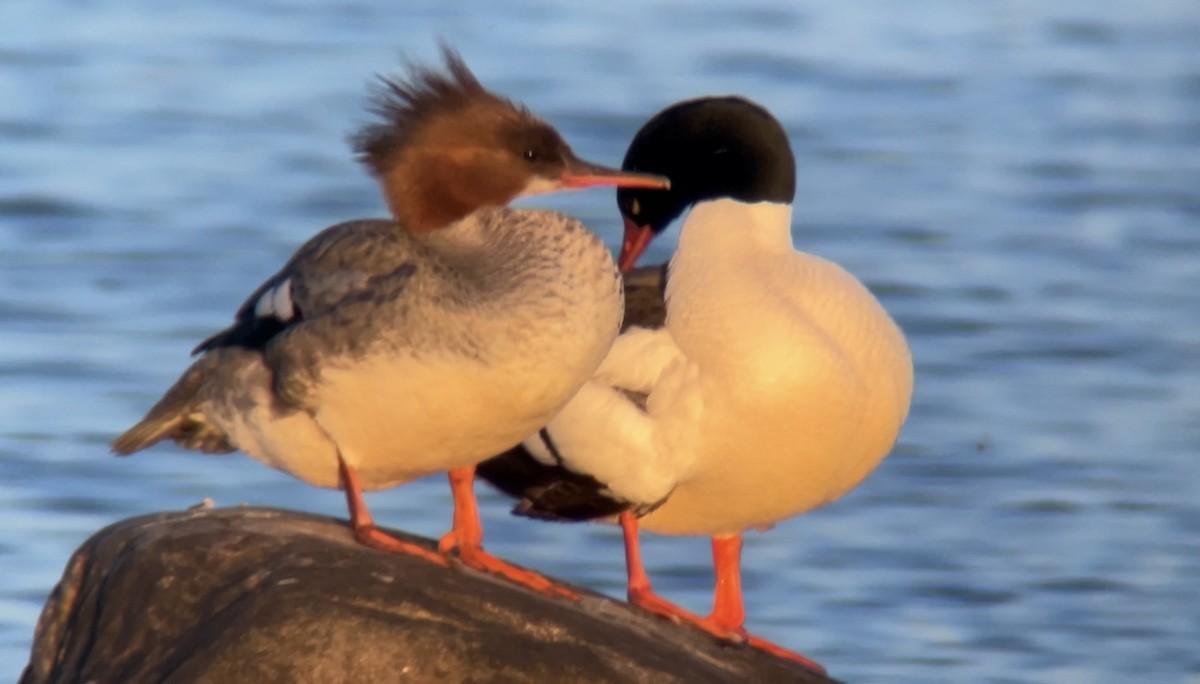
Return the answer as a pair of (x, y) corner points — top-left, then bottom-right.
(21, 507), (838, 684)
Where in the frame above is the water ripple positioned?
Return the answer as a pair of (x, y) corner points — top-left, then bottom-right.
(1, 2), (1198, 682)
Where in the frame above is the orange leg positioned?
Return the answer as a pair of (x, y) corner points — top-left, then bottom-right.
(708, 535), (747, 629)
(338, 454), (446, 566)
(438, 466), (578, 600)
(623, 511), (724, 633)
(621, 512), (825, 674)
(709, 535), (825, 673)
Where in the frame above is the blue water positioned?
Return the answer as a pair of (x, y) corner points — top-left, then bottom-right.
(3, 1), (1198, 682)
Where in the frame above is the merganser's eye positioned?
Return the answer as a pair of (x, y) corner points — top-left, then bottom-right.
(523, 149), (539, 162)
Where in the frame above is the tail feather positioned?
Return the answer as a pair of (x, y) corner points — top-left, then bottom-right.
(111, 356), (236, 456)
(111, 414), (183, 455)
(111, 413), (235, 455)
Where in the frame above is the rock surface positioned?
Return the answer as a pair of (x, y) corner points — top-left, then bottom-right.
(22, 507), (838, 684)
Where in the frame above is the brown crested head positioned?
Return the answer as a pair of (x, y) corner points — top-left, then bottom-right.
(352, 47), (670, 234)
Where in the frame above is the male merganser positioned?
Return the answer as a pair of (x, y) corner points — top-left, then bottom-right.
(111, 49), (669, 597)
(478, 96), (913, 668)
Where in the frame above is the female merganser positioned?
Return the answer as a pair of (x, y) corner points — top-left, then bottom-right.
(111, 49), (669, 597)
(478, 96), (913, 668)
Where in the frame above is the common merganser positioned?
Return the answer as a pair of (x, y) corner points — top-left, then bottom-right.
(478, 96), (913, 667)
(111, 48), (669, 597)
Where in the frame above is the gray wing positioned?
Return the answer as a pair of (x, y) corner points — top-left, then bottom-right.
(193, 219), (424, 354)
(115, 220), (427, 456)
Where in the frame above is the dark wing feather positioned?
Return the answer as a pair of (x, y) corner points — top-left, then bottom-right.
(478, 433), (667, 523)
(621, 262), (668, 332)
(192, 301), (290, 354)
(477, 443), (635, 522)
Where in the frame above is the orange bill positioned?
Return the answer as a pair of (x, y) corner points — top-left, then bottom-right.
(618, 216), (655, 272)
(561, 153), (670, 190)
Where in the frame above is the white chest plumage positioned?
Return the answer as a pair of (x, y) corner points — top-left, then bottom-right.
(529, 199), (913, 536)
(644, 199), (913, 534)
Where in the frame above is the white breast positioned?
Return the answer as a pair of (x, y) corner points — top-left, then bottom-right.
(538, 199), (913, 536)
(646, 199), (912, 535)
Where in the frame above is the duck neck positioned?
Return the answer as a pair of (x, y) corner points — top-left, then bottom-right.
(663, 199), (794, 361)
(418, 207), (529, 293)
(419, 207), (501, 261)
(671, 199), (794, 276)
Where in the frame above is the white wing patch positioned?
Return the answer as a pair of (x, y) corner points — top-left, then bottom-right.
(254, 278), (295, 321)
